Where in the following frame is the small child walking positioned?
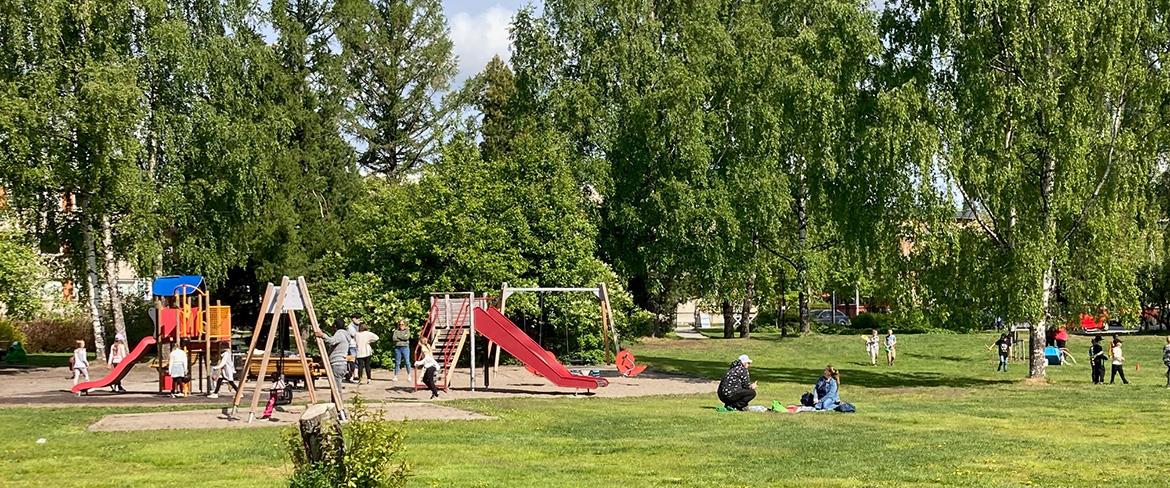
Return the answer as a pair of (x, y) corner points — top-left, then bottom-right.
(863, 330), (879, 366)
(261, 374), (288, 420)
(71, 340), (90, 395)
(885, 329), (897, 366)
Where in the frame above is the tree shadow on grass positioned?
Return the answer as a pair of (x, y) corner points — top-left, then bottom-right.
(638, 355), (1013, 389)
(903, 352), (972, 363)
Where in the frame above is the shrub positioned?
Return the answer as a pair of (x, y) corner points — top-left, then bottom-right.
(284, 397), (409, 488)
(0, 319), (27, 344)
(19, 317), (91, 352)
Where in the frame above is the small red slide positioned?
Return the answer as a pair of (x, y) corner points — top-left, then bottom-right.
(72, 336), (157, 394)
(473, 307), (607, 389)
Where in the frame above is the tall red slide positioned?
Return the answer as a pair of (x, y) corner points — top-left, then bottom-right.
(473, 307), (608, 390)
(71, 336), (157, 394)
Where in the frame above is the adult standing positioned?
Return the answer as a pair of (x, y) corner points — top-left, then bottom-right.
(354, 324), (379, 384)
(717, 354), (756, 411)
(107, 334), (129, 392)
(345, 314), (361, 382)
(391, 320), (411, 382)
(315, 319), (351, 392)
(1089, 336), (1107, 384)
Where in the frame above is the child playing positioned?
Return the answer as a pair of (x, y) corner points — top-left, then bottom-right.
(415, 336), (440, 399)
(168, 344), (189, 398)
(71, 340), (90, 395)
(208, 346), (237, 398)
(863, 330), (879, 366)
(987, 334), (1009, 372)
(885, 329), (897, 366)
(261, 374), (288, 420)
(107, 334), (128, 393)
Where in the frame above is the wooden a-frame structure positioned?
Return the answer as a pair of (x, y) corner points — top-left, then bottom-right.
(231, 276), (345, 422)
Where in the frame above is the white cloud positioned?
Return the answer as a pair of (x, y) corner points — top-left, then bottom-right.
(448, 6), (514, 85)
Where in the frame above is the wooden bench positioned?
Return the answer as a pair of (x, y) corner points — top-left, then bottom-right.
(245, 357), (327, 387)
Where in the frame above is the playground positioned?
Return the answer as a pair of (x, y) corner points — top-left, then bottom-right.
(4, 332), (1170, 487)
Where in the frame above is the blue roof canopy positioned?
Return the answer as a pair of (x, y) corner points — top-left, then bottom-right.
(151, 275), (203, 296)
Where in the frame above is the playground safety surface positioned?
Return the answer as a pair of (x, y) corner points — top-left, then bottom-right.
(0, 364), (717, 407)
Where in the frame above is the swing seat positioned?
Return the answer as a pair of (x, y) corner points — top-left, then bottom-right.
(616, 349), (647, 377)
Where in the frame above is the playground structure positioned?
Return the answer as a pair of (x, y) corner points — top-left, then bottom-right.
(414, 282), (645, 394)
(73, 275), (233, 395)
(231, 276), (344, 423)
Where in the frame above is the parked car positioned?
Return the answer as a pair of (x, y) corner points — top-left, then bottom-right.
(811, 309), (850, 326)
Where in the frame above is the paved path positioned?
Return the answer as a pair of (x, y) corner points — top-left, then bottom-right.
(673, 326), (709, 340)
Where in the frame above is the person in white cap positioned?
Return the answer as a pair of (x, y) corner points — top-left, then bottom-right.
(718, 354), (757, 410)
(107, 334), (129, 393)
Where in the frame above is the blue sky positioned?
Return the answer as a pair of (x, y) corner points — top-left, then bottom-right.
(442, 0), (539, 86)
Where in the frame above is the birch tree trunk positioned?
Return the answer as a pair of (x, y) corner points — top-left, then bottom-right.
(1029, 262), (1055, 378)
(80, 205), (106, 360)
(100, 215), (127, 340)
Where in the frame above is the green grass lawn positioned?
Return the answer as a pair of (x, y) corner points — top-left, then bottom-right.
(3, 333), (1170, 487)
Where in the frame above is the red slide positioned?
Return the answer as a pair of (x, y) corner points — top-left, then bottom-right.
(72, 336), (157, 394)
(473, 307), (608, 389)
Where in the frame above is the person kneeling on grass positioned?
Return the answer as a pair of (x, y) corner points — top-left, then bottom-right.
(813, 365), (840, 411)
(718, 354), (757, 411)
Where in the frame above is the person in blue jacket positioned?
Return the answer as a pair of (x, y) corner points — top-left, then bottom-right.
(813, 365), (840, 411)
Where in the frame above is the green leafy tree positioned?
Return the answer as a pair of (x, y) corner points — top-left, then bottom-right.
(886, 0), (1170, 377)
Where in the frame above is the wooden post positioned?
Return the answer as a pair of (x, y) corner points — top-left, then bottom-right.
(298, 403), (345, 464)
(231, 284), (275, 416)
(203, 292), (211, 394)
(494, 282), (508, 371)
(287, 312), (318, 404)
(246, 277), (291, 422)
(599, 283), (620, 357)
(297, 277), (345, 418)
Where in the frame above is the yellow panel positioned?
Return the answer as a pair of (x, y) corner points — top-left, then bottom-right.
(208, 306), (232, 339)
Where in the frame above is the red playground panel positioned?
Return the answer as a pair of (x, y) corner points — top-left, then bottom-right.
(158, 307), (202, 338)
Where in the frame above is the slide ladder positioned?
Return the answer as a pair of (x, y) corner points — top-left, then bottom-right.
(415, 297), (470, 391)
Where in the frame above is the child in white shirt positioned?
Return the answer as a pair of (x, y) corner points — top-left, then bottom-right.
(71, 340), (90, 394)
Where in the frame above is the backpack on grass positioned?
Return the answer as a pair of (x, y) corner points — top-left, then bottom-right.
(835, 402), (856, 413)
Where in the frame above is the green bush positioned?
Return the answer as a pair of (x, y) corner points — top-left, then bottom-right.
(284, 397), (409, 488)
(0, 319), (27, 344)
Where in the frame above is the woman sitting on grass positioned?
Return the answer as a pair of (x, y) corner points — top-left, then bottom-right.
(813, 365), (840, 411)
(717, 354), (756, 411)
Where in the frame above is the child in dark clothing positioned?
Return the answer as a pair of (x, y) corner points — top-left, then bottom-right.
(717, 355), (757, 410)
(1089, 336), (1107, 384)
(988, 334), (1009, 372)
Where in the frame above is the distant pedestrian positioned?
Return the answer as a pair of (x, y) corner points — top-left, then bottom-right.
(885, 329), (897, 366)
(71, 340), (90, 394)
(1110, 338), (1129, 385)
(354, 324), (379, 384)
(1089, 336), (1107, 384)
(391, 320), (411, 382)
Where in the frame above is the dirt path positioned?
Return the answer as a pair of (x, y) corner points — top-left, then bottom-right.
(86, 402), (494, 432)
